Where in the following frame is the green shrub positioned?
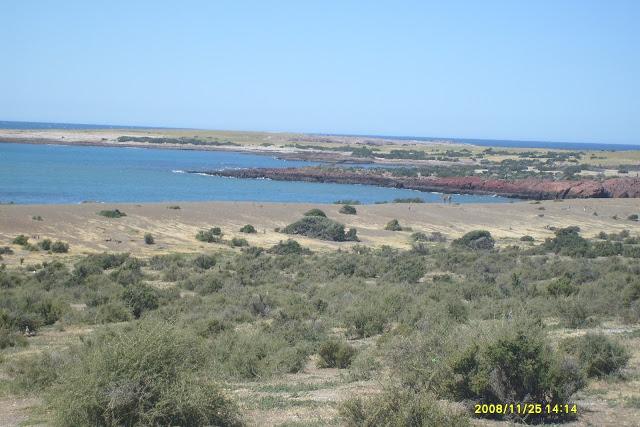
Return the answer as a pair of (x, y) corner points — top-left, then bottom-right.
(166, 205), (181, 210)
(12, 234), (29, 245)
(317, 339), (357, 368)
(212, 329), (309, 379)
(122, 284), (159, 318)
(230, 237), (249, 247)
(547, 277), (577, 296)
(0, 327), (27, 349)
(38, 239), (52, 250)
(48, 321), (241, 426)
(0, 246), (13, 255)
(384, 219), (403, 231)
(452, 230), (495, 250)
(340, 389), (470, 427)
(268, 239), (311, 255)
(32, 215), (44, 221)
(193, 254), (216, 270)
(393, 197), (425, 203)
(562, 334), (630, 378)
(51, 241), (69, 253)
(196, 228), (223, 243)
(95, 302), (133, 324)
(446, 328), (584, 417)
(339, 204), (357, 215)
(144, 233), (154, 244)
(282, 216), (358, 242)
(239, 224), (257, 233)
(97, 209), (126, 218)
(304, 208), (327, 217)
(628, 214), (638, 221)
(559, 298), (597, 328)
(520, 235), (535, 242)
(8, 351), (64, 392)
(542, 226), (589, 256)
(411, 231), (446, 242)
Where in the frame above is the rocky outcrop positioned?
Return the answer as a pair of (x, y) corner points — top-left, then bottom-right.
(189, 167), (640, 200)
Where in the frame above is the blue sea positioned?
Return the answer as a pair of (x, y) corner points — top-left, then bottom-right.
(0, 142), (510, 205)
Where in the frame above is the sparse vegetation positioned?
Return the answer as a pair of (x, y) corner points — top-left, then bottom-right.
(317, 339), (357, 369)
(303, 208), (327, 217)
(98, 209), (127, 218)
(196, 228), (223, 243)
(384, 219), (403, 231)
(282, 216), (358, 241)
(452, 230), (495, 250)
(144, 233), (155, 244)
(239, 224), (257, 233)
(339, 204), (357, 215)
(2, 211), (640, 425)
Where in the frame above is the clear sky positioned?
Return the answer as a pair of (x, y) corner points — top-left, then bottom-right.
(2, 1), (638, 144)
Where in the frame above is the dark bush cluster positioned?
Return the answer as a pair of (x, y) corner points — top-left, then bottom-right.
(452, 230), (495, 250)
(282, 216), (358, 241)
(196, 227), (223, 243)
(97, 209), (127, 218)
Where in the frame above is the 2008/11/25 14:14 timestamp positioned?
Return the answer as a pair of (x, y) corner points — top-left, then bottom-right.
(475, 403), (578, 415)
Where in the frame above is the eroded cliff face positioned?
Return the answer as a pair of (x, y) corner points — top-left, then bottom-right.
(191, 167), (640, 200)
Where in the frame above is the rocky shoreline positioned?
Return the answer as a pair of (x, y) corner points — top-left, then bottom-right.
(189, 167), (640, 200)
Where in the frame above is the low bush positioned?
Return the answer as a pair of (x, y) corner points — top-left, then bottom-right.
(393, 197), (425, 203)
(193, 254), (216, 270)
(304, 208), (327, 217)
(520, 235), (535, 242)
(195, 228), (223, 243)
(8, 351), (65, 392)
(411, 231), (446, 242)
(38, 239), (52, 250)
(339, 204), (357, 215)
(48, 321), (241, 426)
(268, 239), (311, 255)
(122, 284), (159, 318)
(561, 334), (630, 378)
(0, 327), (27, 349)
(144, 233), (154, 244)
(282, 216), (358, 242)
(51, 241), (69, 253)
(452, 230), (495, 250)
(239, 224), (257, 233)
(628, 214), (638, 221)
(230, 237), (249, 247)
(340, 389), (470, 427)
(317, 339), (357, 368)
(12, 234), (29, 246)
(547, 277), (577, 296)
(384, 219), (403, 231)
(0, 246), (13, 255)
(97, 209), (126, 218)
(446, 328), (584, 420)
(559, 298), (598, 329)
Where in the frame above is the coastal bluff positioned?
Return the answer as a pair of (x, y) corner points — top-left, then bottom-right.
(193, 167), (640, 200)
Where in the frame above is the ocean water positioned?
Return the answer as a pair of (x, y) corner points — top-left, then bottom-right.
(0, 143), (510, 205)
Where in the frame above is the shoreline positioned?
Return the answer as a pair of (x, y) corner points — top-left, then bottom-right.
(190, 167), (640, 200)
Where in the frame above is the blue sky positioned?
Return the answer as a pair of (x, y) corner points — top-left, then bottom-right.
(2, 1), (638, 144)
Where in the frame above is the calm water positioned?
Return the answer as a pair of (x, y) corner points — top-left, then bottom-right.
(0, 143), (510, 205)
